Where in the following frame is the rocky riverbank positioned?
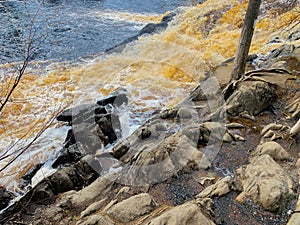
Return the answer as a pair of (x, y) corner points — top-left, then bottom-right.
(0, 40), (300, 224)
(1, 0), (300, 224)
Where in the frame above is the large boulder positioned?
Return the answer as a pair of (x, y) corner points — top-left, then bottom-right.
(226, 81), (275, 116)
(54, 94), (125, 168)
(59, 173), (115, 211)
(235, 154), (295, 211)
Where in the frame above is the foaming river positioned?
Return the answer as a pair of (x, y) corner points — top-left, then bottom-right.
(0, 0), (299, 195)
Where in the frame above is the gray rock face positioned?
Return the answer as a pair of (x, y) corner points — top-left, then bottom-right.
(117, 131), (211, 186)
(259, 44), (300, 73)
(226, 81), (275, 116)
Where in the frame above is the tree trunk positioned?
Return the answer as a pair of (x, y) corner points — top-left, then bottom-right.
(231, 0), (262, 81)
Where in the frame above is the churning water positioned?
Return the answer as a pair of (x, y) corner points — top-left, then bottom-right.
(0, 0), (192, 62)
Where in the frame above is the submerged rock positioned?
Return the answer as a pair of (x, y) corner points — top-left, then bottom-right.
(105, 12), (176, 54)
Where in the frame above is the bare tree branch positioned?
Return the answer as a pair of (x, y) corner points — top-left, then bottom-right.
(0, 0), (45, 113)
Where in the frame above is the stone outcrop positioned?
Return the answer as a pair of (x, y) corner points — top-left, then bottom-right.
(259, 45), (300, 74)
(28, 155), (100, 204)
(112, 121), (228, 185)
(53, 93), (126, 168)
(58, 174), (115, 211)
(225, 68), (294, 118)
(235, 154), (295, 211)
(196, 176), (232, 199)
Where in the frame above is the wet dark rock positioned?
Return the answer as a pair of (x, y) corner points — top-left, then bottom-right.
(66, 123), (103, 150)
(96, 93), (128, 107)
(112, 139), (131, 159)
(138, 127), (152, 140)
(56, 93), (127, 124)
(52, 144), (83, 168)
(52, 125), (103, 168)
(56, 104), (105, 124)
(53, 27), (71, 33)
(11, 155), (101, 212)
(54, 95), (124, 168)
(105, 12), (176, 54)
(31, 180), (55, 204)
(138, 21), (168, 36)
(20, 163), (43, 188)
(96, 114), (121, 145)
(0, 187), (15, 210)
